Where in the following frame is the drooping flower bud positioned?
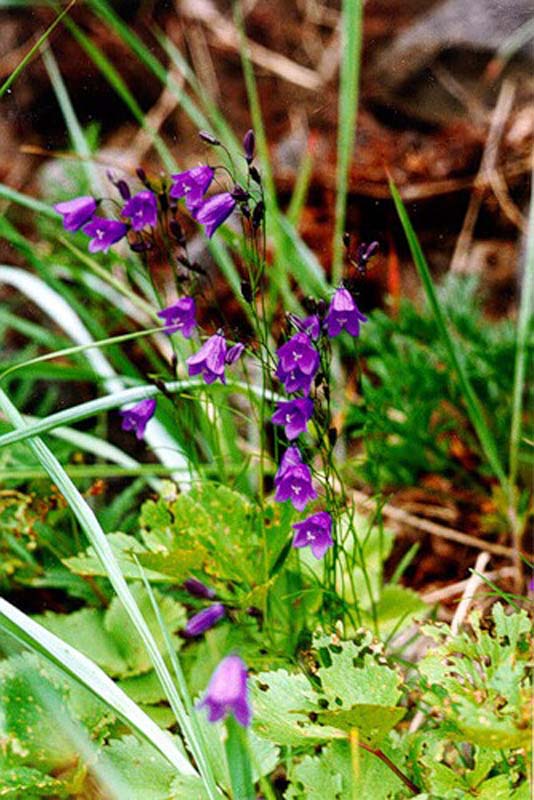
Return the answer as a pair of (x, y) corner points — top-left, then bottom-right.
(183, 578), (216, 599)
(198, 130), (220, 146)
(242, 128), (255, 162)
(184, 603), (226, 637)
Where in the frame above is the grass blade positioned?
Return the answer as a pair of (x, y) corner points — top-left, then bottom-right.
(41, 45), (104, 196)
(389, 177), (509, 493)
(58, 11), (175, 170)
(0, 0), (77, 99)
(135, 559), (220, 798)
(0, 597), (194, 775)
(509, 156), (534, 486)
(332, 0), (364, 283)
(0, 386), (225, 796)
(0, 378), (283, 451)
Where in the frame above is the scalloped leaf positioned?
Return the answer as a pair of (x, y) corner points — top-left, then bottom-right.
(284, 740), (404, 799)
(34, 584), (186, 679)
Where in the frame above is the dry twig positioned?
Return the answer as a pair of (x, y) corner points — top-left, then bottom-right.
(352, 489), (515, 558)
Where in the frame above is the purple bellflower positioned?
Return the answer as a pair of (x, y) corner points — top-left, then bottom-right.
(275, 332), (320, 395)
(290, 314), (321, 340)
(274, 445), (317, 511)
(272, 398), (314, 440)
(185, 603), (226, 637)
(170, 165), (214, 211)
(194, 192), (236, 238)
(54, 196), (97, 231)
(158, 297), (197, 338)
(292, 511), (333, 560)
(226, 342), (245, 364)
(82, 218), (128, 254)
(324, 287), (367, 338)
(183, 578), (216, 599)
(198, 654), (251, 727)
(121, 190), (158, 231)
(119, 398), (156, 439)
(187, 333), (243, 385)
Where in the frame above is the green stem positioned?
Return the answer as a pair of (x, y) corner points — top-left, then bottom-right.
(224, 716), (255, 800)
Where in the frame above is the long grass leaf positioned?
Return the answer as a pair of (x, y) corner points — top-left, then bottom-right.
(41, 45), (104, 196)
(0, 0), (76, 98)
(389, 178), (509, 493)
(0, 597), (194, 775)
(0, 379), (284, 451)
(58, 12), (175, 170)
(0, 264), (193, 484)
(135, 559), (219, 797)
(332, 0), (364, 282)
(0, 387), (225, 795)
(509, 156), (534, 485)
(0, 182), (56, 216)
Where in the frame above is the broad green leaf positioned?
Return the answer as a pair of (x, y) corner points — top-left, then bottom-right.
(316, 636), (402, 708)
(317, 704), (406, 745)
(63, 532), (170, 582)
(139, 483), (262, 587)
(285, 740), (404, 800)
(0, 763), (67, 799)
(419, 604), (531, 749)
(251, 669), (342, 746)
(98, 735), (194, 800)
(363, 584), (427, 638)
(0, 654), (80, 772)
(34, 584), (186, 678)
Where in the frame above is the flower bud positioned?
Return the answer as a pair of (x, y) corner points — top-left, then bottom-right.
(183, 578), (216, 599)
(249, 165), (262, 184)
(116, 179), (131, 200)
(198, 130), (220, 145)
(243, 128), (255, 162)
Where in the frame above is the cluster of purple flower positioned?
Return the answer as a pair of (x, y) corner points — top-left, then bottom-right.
(118, 329), (244, 438)
(57, 131), (374, 733)
(270, 287), (367, 560)
(54, 191), (155, 254)
(54, 131), (257, 253)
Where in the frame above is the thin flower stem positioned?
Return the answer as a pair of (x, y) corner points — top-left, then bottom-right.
(357, 742), (419, 795)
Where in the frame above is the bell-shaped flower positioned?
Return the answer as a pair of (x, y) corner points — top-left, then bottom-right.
(289, 314), (321, 340)
(275, 332), (319, 395)
(54, 196), (97, 231)
(324, 287), (367, 338)
(183, 578), (216, 599)
(274, 445), (317, 511)
(184, 603), (226, 637)
(170, 165), (214, 211)
(82, 218), (128, 253)
(198, 654), (251, 727)
(187, 333), (243, 384)
(119, 398), (156, 439)
(122, 190), (158, 230)
(158, 297), (197, 338)
(292, 511), (333, 559)
(272, 398), (314, 440)
(194, 192), (236, 238)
